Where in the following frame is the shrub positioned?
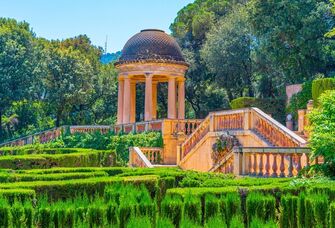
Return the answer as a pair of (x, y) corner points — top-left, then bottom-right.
(0, 198), (11, 227)
(0, 149), (116, 169)
(161, 195), (183, 227)
(305, 194), (329, 228)
(87, 205), (106, 227)
(246, 192), (275, 224)
(180, 218), (202, 228)
(297, 193), (305, 228)
(205, 216), (227, 228)
(183, 192), (201, 224)
(220, 192), (241, 226)
(250, 217), (277, 228)
(312, 78), (335, 105)
(229, 215), (244, 228)
(106, 203), (118, 225)
(280, 195), (298, 228)
(330, 202), (335, 228)
(24, 201), (34, 228)
(230, 97), (257, 109)
(119, 198), (137, 228)
(309, 90), (335, 176)
(38, 207), (51, 228)
(156, 217), (174, 228)
(204, 194), (220, 221)
(287, 81), (312, 120)
(230, 97), (285, 122)
(126, 216), (152, 228)
(11, 201), (25, 228)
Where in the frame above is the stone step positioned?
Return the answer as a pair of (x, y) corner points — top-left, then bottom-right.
(152, 164), (178, 168)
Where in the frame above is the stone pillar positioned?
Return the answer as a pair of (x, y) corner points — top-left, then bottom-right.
(152, 82), (158, 120)
(178, 79), (185, 120)
(168, 77), (177, 119)
(117, 78), (124, 124)
(298, 110), (306, 133)
(123, 77), (131, 124)
(130, 81), (136, 123)
(144, 73), (153, 121)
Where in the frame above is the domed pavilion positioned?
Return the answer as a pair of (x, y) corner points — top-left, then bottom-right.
(115, 29), (189, 124)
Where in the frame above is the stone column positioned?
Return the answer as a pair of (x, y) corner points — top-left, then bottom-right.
(117, 78), (124, 124)
(168, 77), (177, 119)
(130, 81), (136, 123)
(152, 82), (158, 120)
(178, 79), (185, 119)
(144, 73), (153, 121)
(123, 77), (131, 124)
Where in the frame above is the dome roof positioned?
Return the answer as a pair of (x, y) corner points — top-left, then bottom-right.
(115, 29), (188, 66)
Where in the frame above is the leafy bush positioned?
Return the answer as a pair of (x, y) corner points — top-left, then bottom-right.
(160, 195), (183, 227)
(309, 90), (335, 176)
(297, 193), (306, 228)
(11, 201), (25, 228)
(180, 218), (202, 228)
(246, 192), (276, 224)
(312, 78), (335, 105)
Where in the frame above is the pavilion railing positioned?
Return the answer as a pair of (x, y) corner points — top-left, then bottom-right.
(128, 147), (154, 168)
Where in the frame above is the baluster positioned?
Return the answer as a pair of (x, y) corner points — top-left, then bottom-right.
(253, 153), (257, 176)
(315, 157), (319, 165)
(288, 154), (293, 177)
(279, 154), (285, 177)
(271, 154), (278, 177)
(296, 154), (302, 173)
(248, 154), (253, 175)
(258, 154), (264, 176)
(265, 153), (270, 177)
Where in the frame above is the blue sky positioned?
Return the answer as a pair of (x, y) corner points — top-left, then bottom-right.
(0, 0), (193, 52)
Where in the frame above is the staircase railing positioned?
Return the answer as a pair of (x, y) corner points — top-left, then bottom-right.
(139, 147), (164, 164)
(180, 108), (308, 162)
(129, 147), (154, 168)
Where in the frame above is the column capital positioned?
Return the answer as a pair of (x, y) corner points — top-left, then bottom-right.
(145, 72), (154, 78)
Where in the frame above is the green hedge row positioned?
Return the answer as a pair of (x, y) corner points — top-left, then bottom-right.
(0, 150), (116, 169)
(230, 97), (286, 122)
(0, 147), (97, 156)
(312, 78), (335, 105)
(0, 171), (108, 182)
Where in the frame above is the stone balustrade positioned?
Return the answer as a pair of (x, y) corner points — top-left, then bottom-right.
(214, 147), (317, 177)
(0, 127), (64, 147)
(139, 147), (163, 164)
(180, 108), (307, 163)
(128, 147), (154, 168)
(69, 125), (112, 134)
(171, 119), (202, 136)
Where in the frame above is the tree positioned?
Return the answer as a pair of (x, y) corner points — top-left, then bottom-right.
(0, 18), (39, 137)
(43, 42), (95, 126)
(201, 5), (254, 100)
(249, 0), (335, 84)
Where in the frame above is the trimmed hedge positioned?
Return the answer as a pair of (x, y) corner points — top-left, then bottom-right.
(230, 97), (286, 122)
(160, 194), (183, 227)
(0, 150), (116, 169)
(312, 78), (335, 105)
(246, 192), (276, 224)
(280, 195), (298, 228)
